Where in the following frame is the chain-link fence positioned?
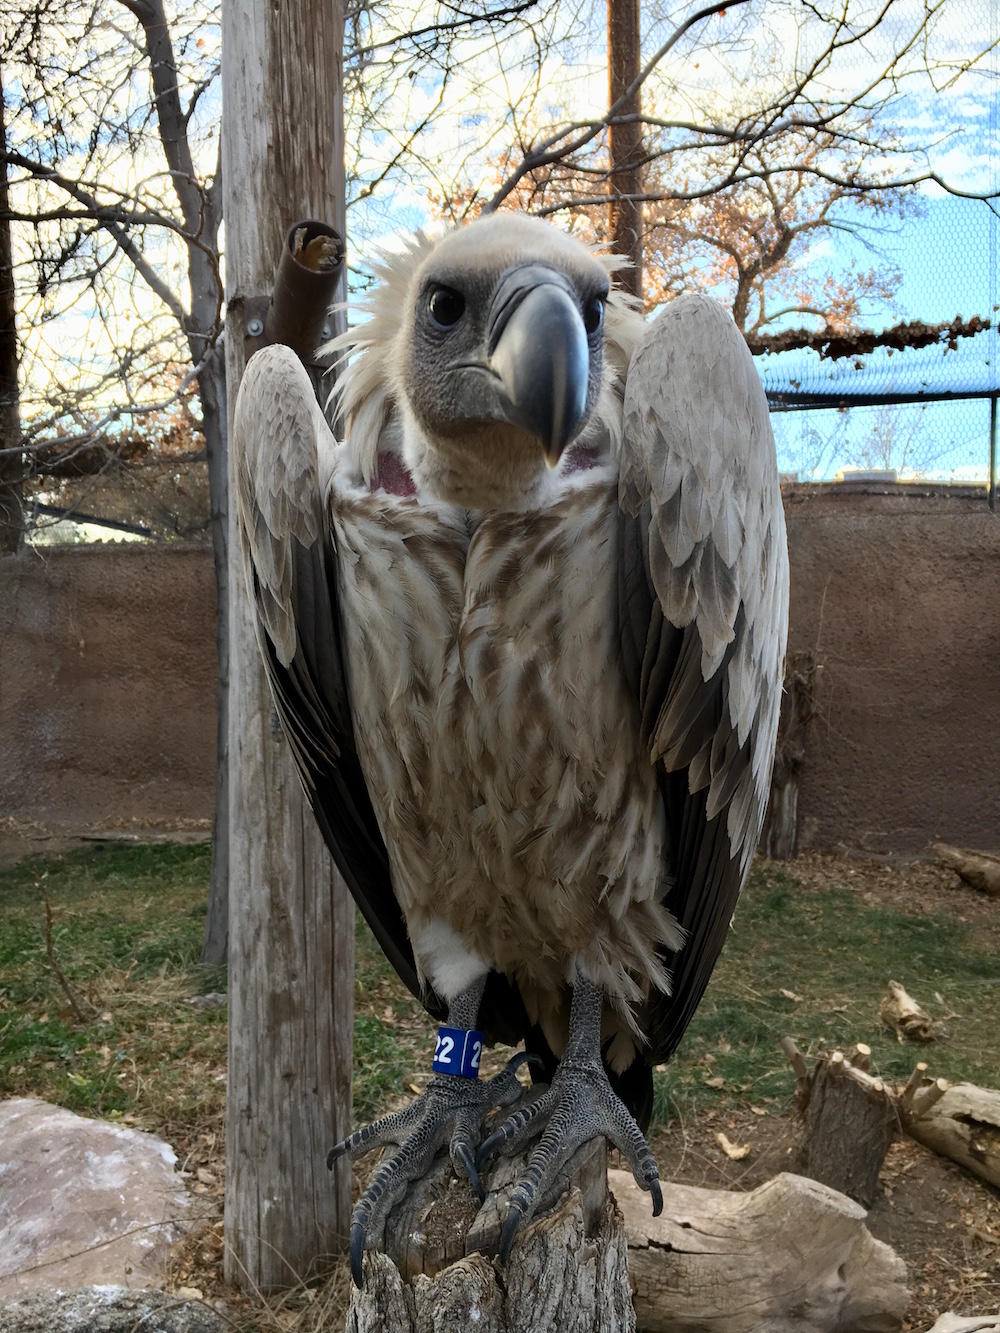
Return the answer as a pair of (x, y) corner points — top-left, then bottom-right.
(757, 0), (999, 496)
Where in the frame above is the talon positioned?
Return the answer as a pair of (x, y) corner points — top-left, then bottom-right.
(350, 1220), (366, 1288)
(650, 1176), (663, 1217)
(506, 1050), (544, 1075)
(454, 1139), (485, 1201)
(499, 1200), (524, 1266)
(327, 1141), (346, 1170)
(475, 1125), (506, 1170)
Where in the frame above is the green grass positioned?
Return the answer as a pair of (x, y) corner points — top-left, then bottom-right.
(3, 844), (997, 1142)
(650, 863), (1000, 1124)
(0, 842), (225, 1130)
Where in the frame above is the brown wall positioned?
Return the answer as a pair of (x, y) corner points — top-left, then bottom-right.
(784, 485), (1000, 855)
(2, 487), (998, 853)
(0, 545), (217, 831)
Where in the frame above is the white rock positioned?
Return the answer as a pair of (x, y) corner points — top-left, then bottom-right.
(0, 1099), (198, 1297)
(0, 1286), (227, 1332)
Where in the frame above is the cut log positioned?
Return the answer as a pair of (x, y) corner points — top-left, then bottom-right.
(899, 1081), (1000, 1190)
(611, 1168), (909, 1333)
(932, 843), (1000, 898)
(923, 1316), (1000, 1333)
(792, 1047), (899, 1207)
(346, 1136), (635, 1333)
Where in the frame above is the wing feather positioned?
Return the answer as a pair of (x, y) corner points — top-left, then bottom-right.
(618, 294), (788, 1064)
(233, 345), (436, 1012)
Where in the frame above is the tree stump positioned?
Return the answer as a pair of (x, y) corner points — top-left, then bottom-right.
(346, 1136), (635, 1333)
(785, 1043), (898, 1207)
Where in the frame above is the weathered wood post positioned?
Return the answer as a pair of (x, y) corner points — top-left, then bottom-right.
(221, 0), (353, 1289)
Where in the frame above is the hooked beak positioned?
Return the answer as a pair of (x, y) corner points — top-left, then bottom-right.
(486, 265), (591, 467)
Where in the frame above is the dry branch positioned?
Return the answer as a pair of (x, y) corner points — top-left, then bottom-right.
(880, 980), (944, 1043)
(932, 844), (1000, 898)
(34, 869), (96, 1024)
(611, 1168), (909, 1333)
(923, 1316), (1000, 1333)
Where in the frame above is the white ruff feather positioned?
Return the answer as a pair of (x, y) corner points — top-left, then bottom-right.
(325, 219), (643, 485)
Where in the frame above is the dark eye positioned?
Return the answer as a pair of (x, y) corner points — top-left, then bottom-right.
(428, 286), (465, 328)
(583, 295), (605, 336)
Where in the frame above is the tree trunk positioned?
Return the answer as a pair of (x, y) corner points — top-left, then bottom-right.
(607, 0), (643, 300)
(220, 0), (353, 1290)
(0, 65), (23, 555)
(900, 1081), (1000, 1190)
(762, 651), (820, 860)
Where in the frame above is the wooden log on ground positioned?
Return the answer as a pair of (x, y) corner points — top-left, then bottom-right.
(932, 843), (1000, 898)
(923, 1316), (1000, 1333)
(792, 1047), (899, 1206)
(611, 1168), (909, 1333)
(346, 1136), (635, 1332)
(899, 1081), (1000, 1190)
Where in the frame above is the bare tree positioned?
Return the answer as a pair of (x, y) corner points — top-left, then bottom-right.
(471, 0), (997, 349)
(2, 0), (549, 956)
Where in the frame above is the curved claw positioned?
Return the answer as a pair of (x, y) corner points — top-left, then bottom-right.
(453, 1138), (485, 1201)
(327, 1141), (346, 1170)
(650, 1175), (663, 1217)
(498, 1198), (525, 1266)
(350, 1221), (366, 1288)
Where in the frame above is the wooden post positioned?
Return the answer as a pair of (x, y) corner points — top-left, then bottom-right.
(607, 0), (643, 300)
(221, 0), (353, 1290)
(0, 64), (23, 555)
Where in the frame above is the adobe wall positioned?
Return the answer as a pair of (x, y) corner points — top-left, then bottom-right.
(783, 484), (999, 855)
(1, 485), (997, 854)
(0, 544), (217, 832)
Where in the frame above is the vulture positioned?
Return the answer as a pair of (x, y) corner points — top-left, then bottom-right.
(233, 213), (788, 1285)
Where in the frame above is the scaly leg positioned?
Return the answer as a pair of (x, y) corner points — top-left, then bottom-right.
(476, 972), (662, 1263)
(327, 976), (535, 1285)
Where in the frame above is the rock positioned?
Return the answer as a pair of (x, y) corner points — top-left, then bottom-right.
(0, 1286), (227, 1333)
(0, 1099), (199, 1297)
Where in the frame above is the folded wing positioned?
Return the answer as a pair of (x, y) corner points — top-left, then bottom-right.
(617, 295), (789, 1063)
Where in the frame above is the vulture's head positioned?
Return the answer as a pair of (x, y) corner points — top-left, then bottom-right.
(332, 214), (642, 509)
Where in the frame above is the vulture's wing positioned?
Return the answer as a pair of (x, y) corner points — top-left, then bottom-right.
(233, 345), (434, 1011)
(617, 295), (788, 1064)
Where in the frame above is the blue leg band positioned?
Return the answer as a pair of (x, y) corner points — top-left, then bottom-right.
(433, 1026), (484, 1077)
